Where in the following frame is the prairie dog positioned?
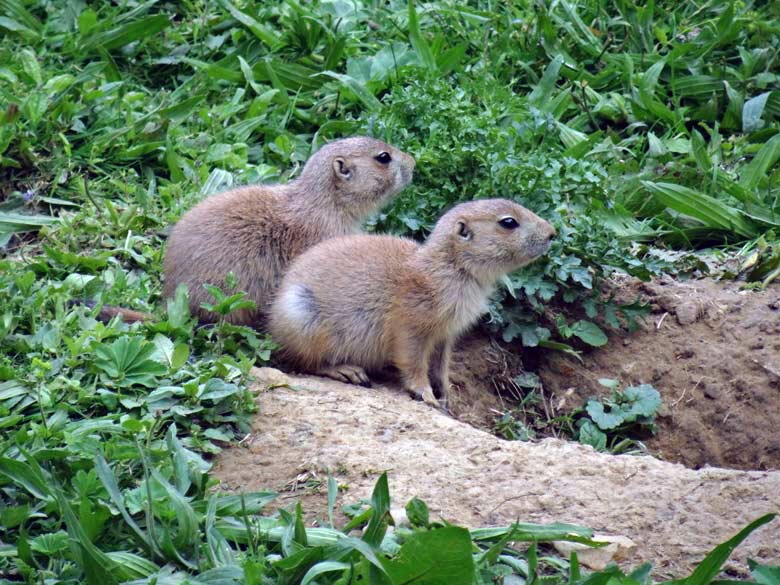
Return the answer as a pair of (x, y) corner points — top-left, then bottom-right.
(163, 136), (415, 326)
(269, 198), (556, 405)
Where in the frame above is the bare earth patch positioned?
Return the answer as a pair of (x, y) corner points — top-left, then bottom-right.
(537, 277), (780, 470)
(214, 367), (780, 578)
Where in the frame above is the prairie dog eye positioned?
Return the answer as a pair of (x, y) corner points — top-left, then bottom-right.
(498, 217), (519, 230)
(374, 152), (392, 164)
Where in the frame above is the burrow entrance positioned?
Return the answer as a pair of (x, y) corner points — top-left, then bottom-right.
(445, 277), (780, 471)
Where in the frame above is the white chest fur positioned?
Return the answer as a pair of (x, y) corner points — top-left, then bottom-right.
(444, 280), (492, 339)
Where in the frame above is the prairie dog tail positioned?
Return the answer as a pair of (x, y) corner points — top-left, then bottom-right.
(68, 300), (152, 324)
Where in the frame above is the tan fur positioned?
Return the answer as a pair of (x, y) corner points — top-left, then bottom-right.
(163, 136), (415, 326)
(96, 306), (151, 323)
(269, 198), (556, 405)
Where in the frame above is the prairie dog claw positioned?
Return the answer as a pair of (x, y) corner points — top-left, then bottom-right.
(318, 364), (372, 387)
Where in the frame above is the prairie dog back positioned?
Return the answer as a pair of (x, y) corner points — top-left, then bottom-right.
(163, 136), (415, 327)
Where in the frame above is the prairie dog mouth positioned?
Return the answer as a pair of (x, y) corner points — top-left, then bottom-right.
(526, 237), (553, 260)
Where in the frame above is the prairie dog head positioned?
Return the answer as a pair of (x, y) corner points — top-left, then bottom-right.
(300, 136), (415, 216)
(427, 198), (556, 284)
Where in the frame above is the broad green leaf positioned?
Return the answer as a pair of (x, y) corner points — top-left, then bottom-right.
(558, 122), (588, 148)
(19, 48), (41, 85)
(238, 56), (265, 95)
(381, 526), (475, 584)
(166, 284), (192, 329)
(622, 385), (662, 419)
(578, 420), (607, 451)
(151, 469), (200, 552)
(94, 337), (168, 388)
(743, 92), (775, 133)
(405, 497), (430, 528)
(437, 43), (467, 75)
(585, 399), (624, 430)
(0, 0), (42, 33)
(191, 492), (277, 516)
(363, 472), (391, 547)
(647, 132), (668, 157)
(30, 531), (69, 556)
(569, 320), (608, 347)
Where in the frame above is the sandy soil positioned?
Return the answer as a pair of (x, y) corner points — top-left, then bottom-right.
(213, 367), (780, 578)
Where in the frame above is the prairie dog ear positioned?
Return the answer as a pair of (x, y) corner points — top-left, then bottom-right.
(457, 220), (472, 241)
(333, 157), (354, 181)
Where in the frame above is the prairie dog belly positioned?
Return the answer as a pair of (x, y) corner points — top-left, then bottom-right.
(271, 235), (418, 371)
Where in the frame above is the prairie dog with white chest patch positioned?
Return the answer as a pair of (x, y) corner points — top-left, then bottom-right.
(162, 136), (415, 327)
(269, 198), (556, 405)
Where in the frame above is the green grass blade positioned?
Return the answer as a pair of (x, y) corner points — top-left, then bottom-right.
(437, 42), (467, 75)
(408, 0), (437, 72)
(83, 14), (171, 51)
(471, 522), (598, 545)
(750, 559), (780, 585)
(0, 0), (42, 33)
(0, 211), (59, 233)
(218, 0), (277, 47)
(151, 468), (200, 551)
(319, 71), (382, 111)
(301, 561), (351, 585)
(529, 55), (564, 108)
(739, 133), (780, 190)
(661, 514), (777, 585)
(95, 454), (161, 557)
(690, 129), (712, 173)
(105, 551), (160, 580)
(0, 457), (54, 502)
(641, 181), (758, 238)
(0, 15), (39, 39)
(327, 474), (337, 529)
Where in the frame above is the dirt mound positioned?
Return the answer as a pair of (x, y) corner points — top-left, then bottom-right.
(538, 277), (780, 470)
(213, 368), (780, 578)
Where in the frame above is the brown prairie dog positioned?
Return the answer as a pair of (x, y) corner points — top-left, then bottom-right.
(163, 136), (415, 327)
(269, 198), (556, 405)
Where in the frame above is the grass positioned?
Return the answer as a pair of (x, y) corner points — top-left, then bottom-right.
(1, 0), (779, 582)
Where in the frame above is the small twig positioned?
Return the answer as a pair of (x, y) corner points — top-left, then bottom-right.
(593, 32), (613, 64)
(669, 387), (687, 408)
(487, 493), (544, 517)
(83, 174), (100, 212)
(579, 81), (597, 129)
(656, 312), (668, 329)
